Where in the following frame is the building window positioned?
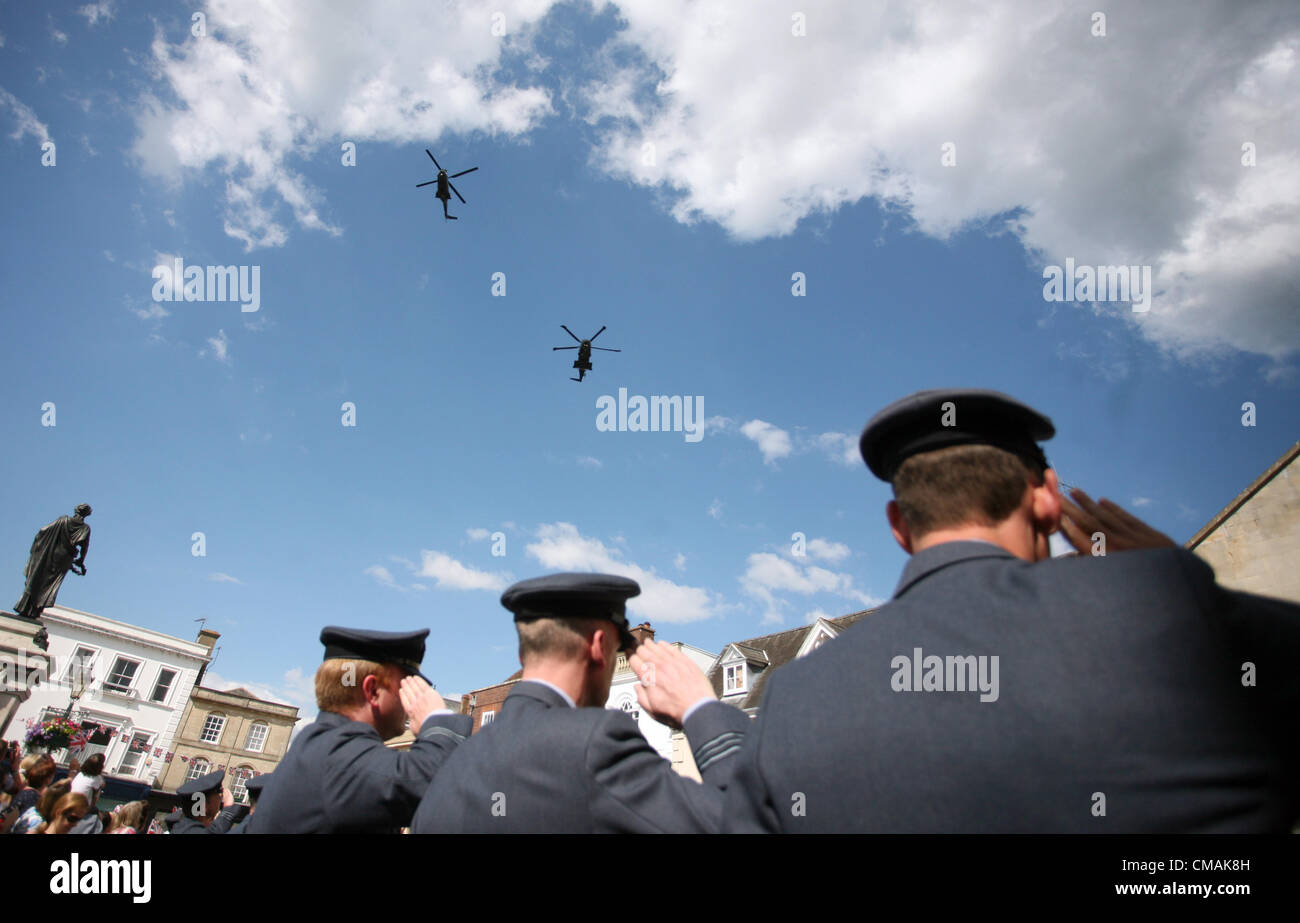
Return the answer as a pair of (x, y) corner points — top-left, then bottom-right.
(102, 656), (140, 695)
(811, 631), (832, 651)
(230, 766), (255, 803)
(186, 757), (210, 780)
(64, 646), (97, 687)
(480, 710), (496, 726)
(199, 714), (226, 744)
(117, 732), (152, 776)
(150, 669), (177, 704)
(244, 721), (269, 753)
(724, 662), (747, 693)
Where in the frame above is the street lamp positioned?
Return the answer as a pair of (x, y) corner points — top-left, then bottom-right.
(63, 663), (89, 719)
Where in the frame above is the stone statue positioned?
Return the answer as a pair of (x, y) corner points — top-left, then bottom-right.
(14, 504), (92, 620)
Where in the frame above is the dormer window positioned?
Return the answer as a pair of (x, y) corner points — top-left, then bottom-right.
(724, 662), (747, 694)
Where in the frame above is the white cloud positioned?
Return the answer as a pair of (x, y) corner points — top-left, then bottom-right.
(207, 572), (242, 584)
(0, 90), (52, 145)
(50, 28), (68, 45)
(131, 1), (557, 250)
(707, 498), (723, 520)
(740, 551), (881, 624)
(806, 538), (850, 563)
(740, 419), (792, 466)
(673, 552), (686, 571)
(417, 550), (509, 591)
(526, 522), (717, 623)
(204, 329), (231, 363)
(78, 2), (114, 25)
(814, 432), (860, 467)
(364, 565), (399, 588)
(465, 527), (491, 541)
(582, 0), (1300, 360)
(804, 608), (833, 625)
(1131, 497), (1153, 508)
(131, 302), (170, 321)
(577, 455), (603, 469)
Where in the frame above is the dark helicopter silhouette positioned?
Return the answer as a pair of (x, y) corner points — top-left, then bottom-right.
(553, 325), (621, 382)
(415, 150), (477, 220)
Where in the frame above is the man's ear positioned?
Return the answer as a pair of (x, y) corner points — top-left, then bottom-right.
(360, 672), (383, 705)
(588, 627), (611, 667)
(1032, 468), (1063, 535)
(887, 500), (914, 554)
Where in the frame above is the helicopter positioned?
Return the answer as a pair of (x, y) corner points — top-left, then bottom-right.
(553, 325), (621, 382)
(415, 149), (478, 220)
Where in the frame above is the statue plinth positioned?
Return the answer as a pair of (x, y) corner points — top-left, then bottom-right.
(0, 610), (53, 738)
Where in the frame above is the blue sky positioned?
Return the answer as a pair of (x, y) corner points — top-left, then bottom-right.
(2, 1), (1297, 722)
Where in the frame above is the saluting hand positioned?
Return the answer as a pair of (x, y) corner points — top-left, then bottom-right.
(1059, 488), (1177, 554)
(399, 676), (445, 734)
(628, 639), (716, 731)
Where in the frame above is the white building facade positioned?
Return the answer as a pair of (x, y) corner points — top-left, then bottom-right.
(9, 604), (214, 786)
(607, 640), (716, 779)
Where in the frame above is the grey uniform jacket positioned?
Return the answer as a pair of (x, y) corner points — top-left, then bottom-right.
(243, 709), (471, 833)
(411, 680), (750, 833)
(725, 541), (1300, 833)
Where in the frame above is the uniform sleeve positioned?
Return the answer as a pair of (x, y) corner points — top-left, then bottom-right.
(322, 713), (472, 830)
(205, 804), (248, 835)
(720, 680), (784, 833)
(586, 703), (750, 833)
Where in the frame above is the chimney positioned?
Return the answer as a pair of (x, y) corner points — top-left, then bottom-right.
(630, 622), (655, 645)
(195, 628), (221, 687)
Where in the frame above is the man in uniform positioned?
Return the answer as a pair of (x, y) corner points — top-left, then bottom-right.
(243, 626), (470, 833)
(411, 573), (750, 833)
(226, 771), (271, 834)
(725, 388), (1300, 832)
(172, 770), (246, 834)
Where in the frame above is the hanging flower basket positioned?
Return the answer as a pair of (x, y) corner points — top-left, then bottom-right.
(24, 715), (81, 753)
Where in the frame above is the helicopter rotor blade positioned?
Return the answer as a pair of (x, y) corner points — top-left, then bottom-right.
(588, 325), (607, 342)
(450, 167), (478, 178)
(592, 347), (621, 352)
(448, 182), (467, 204)
(426, 149), (443, 171)
(560, 325), (582, 343)
(553, 346), (579, 351)
(415, 180), (437, 187)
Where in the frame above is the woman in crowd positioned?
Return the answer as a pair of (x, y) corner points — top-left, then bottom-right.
(70, 753), (106, 810)
(7, 755), (57, 835)
(37, 792), (89, 834)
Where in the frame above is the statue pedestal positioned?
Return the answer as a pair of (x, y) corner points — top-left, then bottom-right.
(0, 611), (52, 739)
